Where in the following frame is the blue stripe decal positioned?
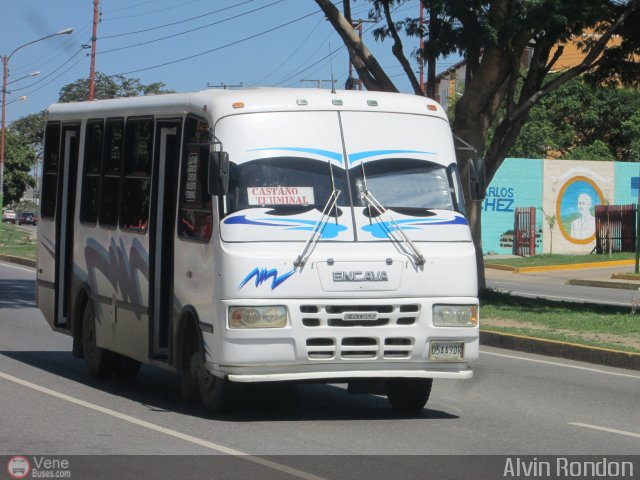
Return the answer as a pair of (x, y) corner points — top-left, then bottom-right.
(362, 215), (468, 238)
(348, 149), (436, 164)
(248, 147), (343, 163)
(224, 215), (348, 239)
(239, 267), (296, 290)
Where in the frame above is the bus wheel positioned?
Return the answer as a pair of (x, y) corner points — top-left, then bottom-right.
(189, 349), (227, 412)
(81, 299), (117, 378)
(385, 378), (433, 412)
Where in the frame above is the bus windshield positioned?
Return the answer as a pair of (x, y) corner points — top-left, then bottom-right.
(224, 157), (456, 215)
(224, 156), (349, 215)
(352, 158), (454, 211)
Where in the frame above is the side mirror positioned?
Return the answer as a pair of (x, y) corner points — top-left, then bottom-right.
(468, 156), (486, 202)
(208, 151), (229, 196)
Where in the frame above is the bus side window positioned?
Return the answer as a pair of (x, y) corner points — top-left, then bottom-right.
(99, 118), (124, 228)
(41, 123), (61, 220)
(80, 119), (103, 224)
(178, 116), (212, 242)
(120, 117), (153, 233)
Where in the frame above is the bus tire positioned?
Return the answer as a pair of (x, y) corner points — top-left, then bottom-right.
(81, 299), (117, 378)
(190, 349), (227, 412)
(385, 378), (432, 412)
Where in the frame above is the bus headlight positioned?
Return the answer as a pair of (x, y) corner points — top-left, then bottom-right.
(229, 306), (288, 329)
(433, 305), (478, 327)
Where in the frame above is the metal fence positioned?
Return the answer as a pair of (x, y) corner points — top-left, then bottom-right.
(513, 207), (536, 256)
(595, 204), (637, 254)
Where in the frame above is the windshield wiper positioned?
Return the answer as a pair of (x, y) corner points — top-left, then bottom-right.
(356, 166), (425, 266)
(294, 188), (341, 268)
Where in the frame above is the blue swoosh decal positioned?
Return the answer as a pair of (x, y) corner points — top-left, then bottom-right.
(348, 149), (436, 164)
(224, 215), (348, 239)
(248, 147), (344, 164)
(362, 215), (468, 238)
(223, 215), (290, 227)
(239, 267), (296, 290)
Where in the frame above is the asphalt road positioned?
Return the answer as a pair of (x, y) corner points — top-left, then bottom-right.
(1, 261), (639, 479)
(486, 266), (638, 308)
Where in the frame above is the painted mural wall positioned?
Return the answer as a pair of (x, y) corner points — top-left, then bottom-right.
(481, 158), (640, 255)
(481, 158), (543, 255)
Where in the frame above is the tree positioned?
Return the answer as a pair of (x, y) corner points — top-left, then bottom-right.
(58, 72), (174, 103)
(512, 77), (640, 161)
(3, 130), (36, 206)
(10, 111), (46, 158)
(315, 0), (640, 287)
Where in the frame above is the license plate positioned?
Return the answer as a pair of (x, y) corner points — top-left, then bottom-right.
(429, 341), (464, 361)
(343, 312), (378, 321)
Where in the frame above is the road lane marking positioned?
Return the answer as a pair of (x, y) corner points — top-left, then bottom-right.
(569, 422), (640, 439)
(481, 349), (640, 379)
(0, 370), (327, 480)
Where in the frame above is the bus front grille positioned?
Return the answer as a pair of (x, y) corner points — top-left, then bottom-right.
(300, 304), (420, 328)
(305, 337), (415, 360)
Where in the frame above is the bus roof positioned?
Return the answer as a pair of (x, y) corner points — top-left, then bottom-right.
(45, 88), (449, 122)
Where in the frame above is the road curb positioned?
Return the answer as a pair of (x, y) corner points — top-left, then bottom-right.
(566, 279), (640, 290)
(612, 273), (640, 281)
(480, 330), (640, 371)
(0, 254), (36, 268)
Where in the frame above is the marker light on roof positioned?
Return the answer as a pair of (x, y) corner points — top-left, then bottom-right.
(427, 104), (438, 111)
(232, 102), (245, 109)
(296, 99), (308, 106)
(367, 100), (378, 107)
(332, 99), (343, 106)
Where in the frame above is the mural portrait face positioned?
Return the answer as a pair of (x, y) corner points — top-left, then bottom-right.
(556, 176), (604, 244)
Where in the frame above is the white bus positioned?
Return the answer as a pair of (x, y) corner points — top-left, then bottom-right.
(37, 88), (479, 412)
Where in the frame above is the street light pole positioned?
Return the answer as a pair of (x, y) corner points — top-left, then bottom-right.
(1, 27), (73, 212)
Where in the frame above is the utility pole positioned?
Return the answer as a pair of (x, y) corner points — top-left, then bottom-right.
(88, 0), (100, 101)
(300, 79), (336, 89)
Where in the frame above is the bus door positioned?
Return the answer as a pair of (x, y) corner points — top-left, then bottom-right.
(149, 119), (182, 359)
(55, 124), (80, 328)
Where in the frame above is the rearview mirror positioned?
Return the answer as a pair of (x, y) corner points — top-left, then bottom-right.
(468, 156), (486, 202)
(208, 151), (229, 196)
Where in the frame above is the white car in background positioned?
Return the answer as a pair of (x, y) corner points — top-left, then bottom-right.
(2, 209), (16, 224)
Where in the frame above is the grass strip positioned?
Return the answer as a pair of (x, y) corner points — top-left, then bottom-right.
(480, 289), (640, 353)
(0, 223), (36, 260)
(484, 252), (635, 268)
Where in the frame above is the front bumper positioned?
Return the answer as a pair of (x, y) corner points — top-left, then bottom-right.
(207, 297), (479, 382)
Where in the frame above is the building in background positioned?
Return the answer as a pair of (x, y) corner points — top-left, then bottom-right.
(482, 158), (640, 255)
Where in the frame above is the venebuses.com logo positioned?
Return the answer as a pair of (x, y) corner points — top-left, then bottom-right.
(6, 456), (30, 479)
(6, 456), (71, 478)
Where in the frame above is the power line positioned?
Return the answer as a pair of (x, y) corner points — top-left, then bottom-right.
(100, 0), (257, 39)
(10, 24), (91, 75)
(12, 49), (86, 92)
(20, 55), (86, 99)
(102, 0), (207, 20)
(98, 0), (285, 55)
(110, 8), (322, 77)
(273, 45), (345, 87)
(102, 0), (158, 15)
(250, 16), (325, 87)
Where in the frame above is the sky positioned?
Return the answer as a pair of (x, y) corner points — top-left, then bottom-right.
(1, 0), (459, 125)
